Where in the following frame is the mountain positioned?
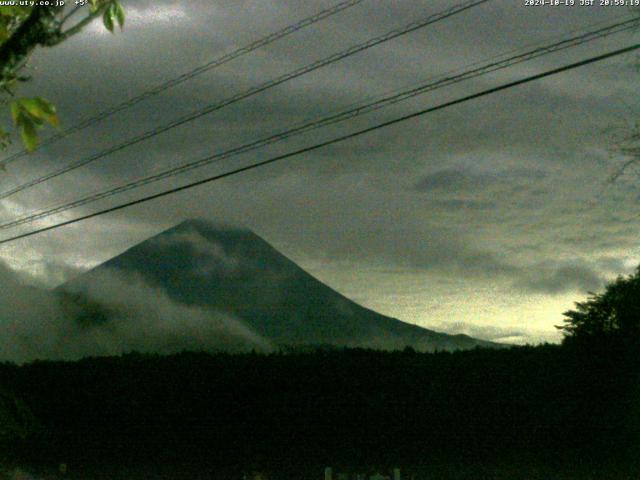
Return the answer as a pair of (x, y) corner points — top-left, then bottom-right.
(60, 219), (498, 352)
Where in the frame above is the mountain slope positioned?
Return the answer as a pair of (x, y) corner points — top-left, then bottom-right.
(61, 219), (497, 351)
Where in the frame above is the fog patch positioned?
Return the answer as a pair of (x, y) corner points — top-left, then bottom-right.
(0, 261), (270, 364)
(414, 169), (495, 192)
(432, 321), (560, 345)
(433, 321), (526, 343)
(0, 261), (73, 363)
(65, 268), (272, 354)
(153, 228), (242, 275)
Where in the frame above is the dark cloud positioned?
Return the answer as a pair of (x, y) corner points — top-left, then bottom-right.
(414, 169), (491, 191)
(415, 167), (549, 193)
(513, 262), (607, 295)
(429, 198), (496, 211)
(0, 0), (638, 346)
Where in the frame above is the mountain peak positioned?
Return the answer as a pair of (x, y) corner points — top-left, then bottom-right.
(61, 220), (499, 352)
(174, 218), (251, 235)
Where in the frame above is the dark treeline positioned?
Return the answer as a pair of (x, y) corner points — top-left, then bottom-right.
(0, 342), (638, 479)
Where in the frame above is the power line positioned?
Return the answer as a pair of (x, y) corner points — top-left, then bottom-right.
(0, 0), (366, 167)
(0, 0), (490, 201)
(1, 16), (637, 231)
(1, 42), (637, 245)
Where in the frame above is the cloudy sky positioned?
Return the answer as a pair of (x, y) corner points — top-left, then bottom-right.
(1, 0), (640, 346)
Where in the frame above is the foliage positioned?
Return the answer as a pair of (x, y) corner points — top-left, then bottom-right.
(0, 388), (38, 445)
(0, 1), (124, 152)
(558, 266), (640, 344)
(10, 97), (58, 151)
(0, 345), (637, 478)
(0, 6), (32, 46)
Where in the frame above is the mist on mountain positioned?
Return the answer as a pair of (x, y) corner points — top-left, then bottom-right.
(0, 219), (497, 363)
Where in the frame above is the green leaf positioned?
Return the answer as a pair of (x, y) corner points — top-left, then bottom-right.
(33, 97), (56, 116)
(114, 1), (125, 29)
(0, 6), (31, 17)
(13, 98), (59, 127)
(9, 98), (59, 151)
(10, 102), (20, 124)
(18, 98), (43, 117)
(29, 114), (44, 127)
(103, 4), (115, 32)
(19, 118), (38, 152)
(33, 97), (59, 126)
(0, 6), (21, 15)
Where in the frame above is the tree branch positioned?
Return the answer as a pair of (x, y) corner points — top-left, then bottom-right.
(53, 5), (109, 45)
(0, 6), (63, 84)
(60, 4), (84, 25)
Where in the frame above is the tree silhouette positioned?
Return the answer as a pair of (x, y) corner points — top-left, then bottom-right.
(0, 1), (125, 151)
(558, 266), (640, 344)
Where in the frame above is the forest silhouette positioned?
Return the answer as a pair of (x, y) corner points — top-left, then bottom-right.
(0, 270), (638, 479)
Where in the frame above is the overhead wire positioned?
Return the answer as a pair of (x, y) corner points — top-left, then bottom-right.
(1, 42), (638, 245)
(0, 15), (637, 231)
(0, 0), (367, 167)
(0, 0), (490, 201)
